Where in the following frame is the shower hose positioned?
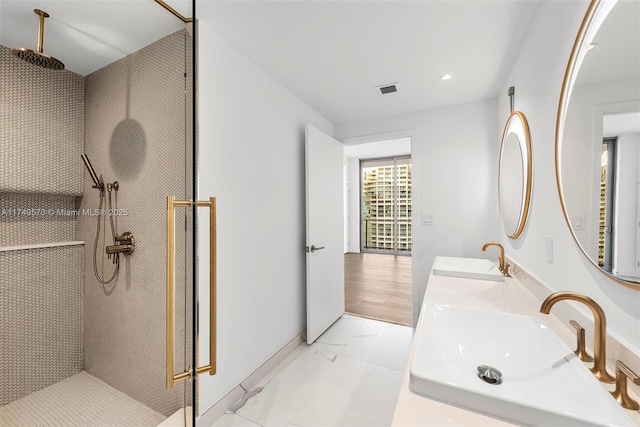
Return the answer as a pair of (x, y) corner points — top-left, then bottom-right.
(93, 187), (119, 284)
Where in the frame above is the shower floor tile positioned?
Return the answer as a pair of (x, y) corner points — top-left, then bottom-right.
(0, 371), (166, 427)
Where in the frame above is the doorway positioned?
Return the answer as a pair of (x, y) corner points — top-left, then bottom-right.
(343, 136), (412, 326)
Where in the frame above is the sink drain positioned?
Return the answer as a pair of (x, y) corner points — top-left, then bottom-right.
(477, 365), (503, 385)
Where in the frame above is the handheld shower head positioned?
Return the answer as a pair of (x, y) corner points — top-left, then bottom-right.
(81, 154), (103, 190)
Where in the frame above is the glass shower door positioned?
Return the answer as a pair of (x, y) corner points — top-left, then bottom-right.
(163, 2), (199, 425)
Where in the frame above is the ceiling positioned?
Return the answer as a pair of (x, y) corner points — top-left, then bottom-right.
(576, 0), (640, 137)
(576, 0), (640, 86)
(0, 0), (191, 76)
(204, 1), (542, 124)
(2, 1), (549, 125)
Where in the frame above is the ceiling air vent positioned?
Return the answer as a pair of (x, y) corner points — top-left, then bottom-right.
(376, 83), (399, 95)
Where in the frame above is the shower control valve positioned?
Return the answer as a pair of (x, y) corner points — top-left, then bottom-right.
(105, 232), (135, 256)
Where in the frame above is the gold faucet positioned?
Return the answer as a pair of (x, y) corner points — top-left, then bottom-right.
(539, 292), (615, 383)
(481, 242), (508, 276)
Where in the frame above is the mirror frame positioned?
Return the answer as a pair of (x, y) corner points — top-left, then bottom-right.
(555, 0), (640, 290)
(499, 111), (533, 239)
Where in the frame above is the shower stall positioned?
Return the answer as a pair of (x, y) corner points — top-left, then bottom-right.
(0, 2), (207, 426)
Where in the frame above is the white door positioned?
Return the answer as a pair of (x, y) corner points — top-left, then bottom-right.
(636, 183), (640, 278)
(305, 124), (345, 344)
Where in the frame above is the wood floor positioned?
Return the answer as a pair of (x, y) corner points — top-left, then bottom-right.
(344, 252), (412, 326)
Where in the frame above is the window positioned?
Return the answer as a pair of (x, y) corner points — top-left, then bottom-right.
(361, 156), (412, 253)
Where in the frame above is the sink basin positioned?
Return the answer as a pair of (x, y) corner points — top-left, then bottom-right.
(409, 304), (634, 427)
(432, 256), (504, 281)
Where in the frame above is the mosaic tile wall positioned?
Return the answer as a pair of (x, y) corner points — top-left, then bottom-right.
(0, 193), (78, 246)
(0, 246), (83, 406)
(79, 29), (194, 417)
(0, 45), (84, 196)
(0, 44), (84, 406)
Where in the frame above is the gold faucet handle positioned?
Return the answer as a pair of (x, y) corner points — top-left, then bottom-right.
(611, 360), (640, 410)
(502, 262), (511, 277)
(569, 320), (594, 362)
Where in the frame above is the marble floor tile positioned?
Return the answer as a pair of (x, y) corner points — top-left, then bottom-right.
(235, 378), (315, 426)
(243, 345), (310, 391)
(309, 339), (347, 358)
(212, 414), (261, 426)
(270, 345), (338, 384)
(315, 316), (364, 345)
(235, 347), (335, 426)
(340, 319), (414, 373)
(289, 356), (404, 427)
(219, 314), (413, 427)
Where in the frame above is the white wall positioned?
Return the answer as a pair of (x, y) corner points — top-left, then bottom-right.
(336, 98), (501, 325)
(197, 10), (334, 412)
(345, 157), (361, 253)
(614, 132), (640, 276)
(497, 0), (640, 352)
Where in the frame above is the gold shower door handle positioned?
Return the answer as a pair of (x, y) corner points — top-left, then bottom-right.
(166, 196), (217, 389)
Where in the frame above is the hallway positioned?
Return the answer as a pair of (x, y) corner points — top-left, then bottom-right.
(344, 253), (412, 326)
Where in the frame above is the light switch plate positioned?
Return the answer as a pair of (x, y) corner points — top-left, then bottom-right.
(570, 216), (584, 230)
(422, 214), (433, 226)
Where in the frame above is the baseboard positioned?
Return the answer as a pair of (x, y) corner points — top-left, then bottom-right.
(197, 329), (306, 427)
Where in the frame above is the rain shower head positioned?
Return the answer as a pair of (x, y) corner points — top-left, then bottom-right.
(12, 9), (64, 70)
(81, 154), (104, 190)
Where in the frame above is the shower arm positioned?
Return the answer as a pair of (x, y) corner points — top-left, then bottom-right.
(81, 154), (104, 190)
(36, 9), (46, 53)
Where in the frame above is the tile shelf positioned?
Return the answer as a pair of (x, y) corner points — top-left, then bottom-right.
(0, 241), (84, 253)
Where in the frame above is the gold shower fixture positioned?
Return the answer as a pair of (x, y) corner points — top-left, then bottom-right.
(12, 9), (64, 70)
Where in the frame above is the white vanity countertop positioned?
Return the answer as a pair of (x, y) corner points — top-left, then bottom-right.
(431, 256), (504, 282)
(391, 265), (639, 426)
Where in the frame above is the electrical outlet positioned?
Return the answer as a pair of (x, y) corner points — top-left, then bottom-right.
(545, 236), (553, 264)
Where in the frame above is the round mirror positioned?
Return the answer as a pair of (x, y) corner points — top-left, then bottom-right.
(557, 0), (640, 288)
(499, 111), (532, 239)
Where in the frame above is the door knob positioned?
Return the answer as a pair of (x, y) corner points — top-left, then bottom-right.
(307, 245), (325, 253)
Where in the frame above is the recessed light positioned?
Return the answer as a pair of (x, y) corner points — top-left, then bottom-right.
(440, 74), (452, 81)
(587, 43), (597, 51)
